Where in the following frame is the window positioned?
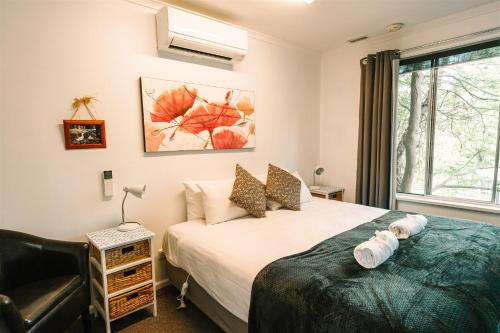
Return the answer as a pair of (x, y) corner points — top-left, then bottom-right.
(395, 40), (500, 205)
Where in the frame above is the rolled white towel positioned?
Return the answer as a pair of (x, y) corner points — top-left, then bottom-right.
(354, 238), (393, 269)
(372, 230), (399, 253)
(407, 214), (427, 226)
(389, 214), (427, 239)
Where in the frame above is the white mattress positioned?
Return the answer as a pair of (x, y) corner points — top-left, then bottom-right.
(163, 198), (387, 322)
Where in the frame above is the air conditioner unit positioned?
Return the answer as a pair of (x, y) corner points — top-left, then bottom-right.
(156, 6), (248, 64)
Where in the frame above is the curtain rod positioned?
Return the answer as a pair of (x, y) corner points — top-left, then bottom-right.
(398, 26), (500, 55)
(361, 26), (500, 64)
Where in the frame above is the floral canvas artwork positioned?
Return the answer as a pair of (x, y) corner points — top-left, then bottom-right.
(140, 77), (255, 152)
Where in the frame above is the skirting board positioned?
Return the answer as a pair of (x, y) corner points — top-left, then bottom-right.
(155, 277), (170, 291)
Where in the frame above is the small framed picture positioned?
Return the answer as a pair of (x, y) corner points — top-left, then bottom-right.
(63, 120), (106, 149)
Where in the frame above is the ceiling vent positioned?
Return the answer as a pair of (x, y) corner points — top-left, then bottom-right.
(156, 6), (248, 64)
(347, 36), (368, 43)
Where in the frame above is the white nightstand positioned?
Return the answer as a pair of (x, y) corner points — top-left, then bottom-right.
(86, 226), (157, 333)
(310, 185), (345, 201)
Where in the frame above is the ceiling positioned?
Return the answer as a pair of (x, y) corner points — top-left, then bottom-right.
(163, 0), (497, 52)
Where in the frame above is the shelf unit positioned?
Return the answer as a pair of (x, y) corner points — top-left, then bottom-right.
(87, 226), (157, 333)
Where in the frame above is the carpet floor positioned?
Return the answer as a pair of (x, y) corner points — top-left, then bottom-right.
(69, 286), (223, 333)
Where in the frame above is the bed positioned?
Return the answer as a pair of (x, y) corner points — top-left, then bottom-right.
(163, 198), (500, 332)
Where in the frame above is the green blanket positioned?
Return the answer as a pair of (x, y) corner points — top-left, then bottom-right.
(248, 211), (500, 333)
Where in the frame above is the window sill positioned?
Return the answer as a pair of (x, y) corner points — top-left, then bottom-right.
(395, 193), (500, 215)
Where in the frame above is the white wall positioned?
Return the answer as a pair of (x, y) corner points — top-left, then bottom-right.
(319, 2), (500, 224)
(0, 0), (320, 282)
(1, 0), (498, 287)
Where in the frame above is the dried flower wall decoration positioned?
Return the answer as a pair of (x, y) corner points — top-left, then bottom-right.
(140, 77), (255, 152)
(63, 96), (106, 149)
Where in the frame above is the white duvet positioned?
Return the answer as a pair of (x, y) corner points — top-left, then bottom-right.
(163, 198), (387, 322)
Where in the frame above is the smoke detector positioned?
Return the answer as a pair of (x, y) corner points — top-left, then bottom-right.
(387, 23), (404, 33)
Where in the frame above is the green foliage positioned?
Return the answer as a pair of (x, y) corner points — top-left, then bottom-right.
(396, 56), (500, 202)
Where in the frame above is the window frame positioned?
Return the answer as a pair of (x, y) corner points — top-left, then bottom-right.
(399, 39), (500, 72)
(394, 38), (500, 208)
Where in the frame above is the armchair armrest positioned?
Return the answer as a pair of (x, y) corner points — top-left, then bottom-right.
(0, 294), (25, 333)
(41, 239), (89, 285)
(0, 230), (89, 290)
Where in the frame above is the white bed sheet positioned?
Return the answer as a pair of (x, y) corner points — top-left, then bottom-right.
(163, 198), (387, 322)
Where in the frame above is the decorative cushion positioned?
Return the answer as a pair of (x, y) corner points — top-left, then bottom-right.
(256, 174), (283, 211)
(230, 165), (267, 218)
(259, 170), (312, 207)
(265, 164), (301, 210)
(182, 181), (205, 220)
(197, 179), (249, 225)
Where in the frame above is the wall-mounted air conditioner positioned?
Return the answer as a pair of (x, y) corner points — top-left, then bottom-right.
(156, 6), (248, 64)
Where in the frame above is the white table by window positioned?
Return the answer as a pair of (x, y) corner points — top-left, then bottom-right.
(310, 185), (345, 201)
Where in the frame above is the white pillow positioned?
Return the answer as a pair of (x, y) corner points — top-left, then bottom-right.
(266, 199), (283, 211)
(197, 179), (249, 225)
(182, 181), (205, 221)
(292, 171), (314, 204)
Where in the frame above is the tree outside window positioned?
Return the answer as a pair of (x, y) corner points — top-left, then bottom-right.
(396, 42), (500, 204)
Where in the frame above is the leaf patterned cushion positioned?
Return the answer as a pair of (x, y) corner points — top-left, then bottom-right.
(265, 164), (301, 211)
(229, 164), (267, 218)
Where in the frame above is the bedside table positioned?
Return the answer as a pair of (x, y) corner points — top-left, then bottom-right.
(87, 226), (157, 333)
(310, 185), (345, 201)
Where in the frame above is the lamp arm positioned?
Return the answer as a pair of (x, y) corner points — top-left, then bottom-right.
(121, 191), (129, 224)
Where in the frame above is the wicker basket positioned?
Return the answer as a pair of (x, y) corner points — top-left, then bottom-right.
(107, 262), (152, 294)
(109, 283), (154, 319)
(105, 240), (150, 269)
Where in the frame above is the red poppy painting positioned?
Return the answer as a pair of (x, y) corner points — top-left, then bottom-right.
(141, 77), (256, 152)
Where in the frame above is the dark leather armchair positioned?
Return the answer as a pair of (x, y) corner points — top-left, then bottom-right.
(0, 230), (91, 333)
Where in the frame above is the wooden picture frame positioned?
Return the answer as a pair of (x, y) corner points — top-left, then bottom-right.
(63, 120), (107, 149)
